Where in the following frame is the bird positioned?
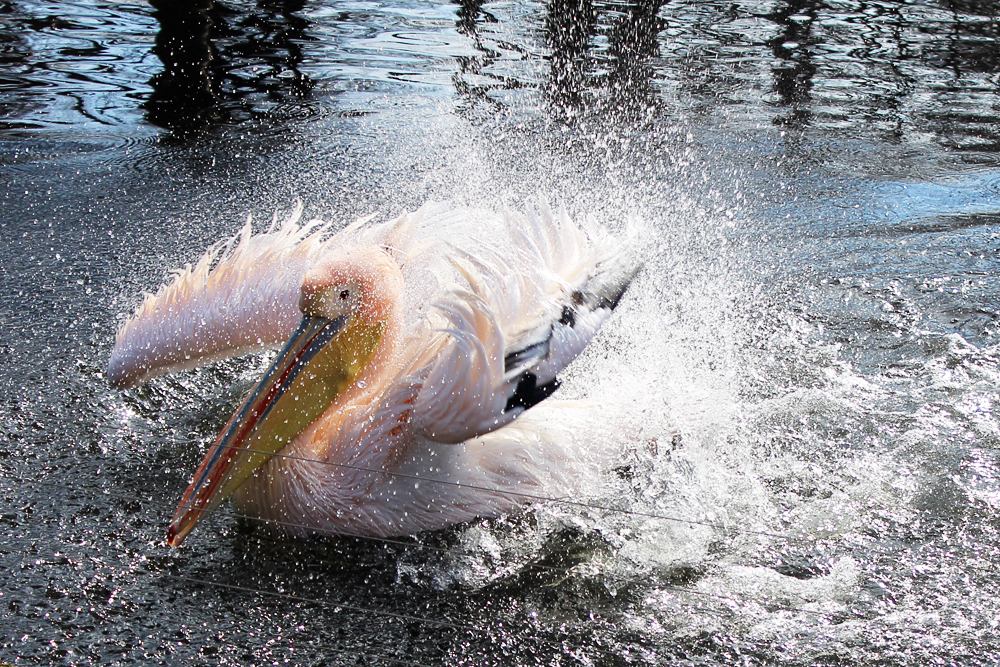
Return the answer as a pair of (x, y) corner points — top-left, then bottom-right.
(108, 201), (639, 546)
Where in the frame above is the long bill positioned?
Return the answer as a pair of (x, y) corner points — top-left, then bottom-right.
(167, 312), (382, 546)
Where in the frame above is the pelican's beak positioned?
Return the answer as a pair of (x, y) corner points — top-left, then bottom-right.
(167, 312), (382, 546)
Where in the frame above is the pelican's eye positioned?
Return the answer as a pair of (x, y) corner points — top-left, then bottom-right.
(301, 281), (360, 319)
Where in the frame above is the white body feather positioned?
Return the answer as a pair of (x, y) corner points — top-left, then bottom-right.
(111, 202), (637, 538)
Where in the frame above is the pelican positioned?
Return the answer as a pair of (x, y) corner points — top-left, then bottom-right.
(109, 201), (638, 546)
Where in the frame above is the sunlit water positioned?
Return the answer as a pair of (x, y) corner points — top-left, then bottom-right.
(2, 0), (1000, 664)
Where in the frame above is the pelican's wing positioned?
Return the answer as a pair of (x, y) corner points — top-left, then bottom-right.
(108, 205), (426, 388)
(409, 204), (639, 444)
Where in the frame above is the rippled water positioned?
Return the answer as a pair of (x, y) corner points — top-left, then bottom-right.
(2, 0), (1000, 664)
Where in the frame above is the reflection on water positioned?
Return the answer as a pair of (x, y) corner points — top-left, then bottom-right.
(765, 0), (817, 127)
(144, 0), (218, 133)
(145, 0), (314, 135)
(542, 0), (665, 122)
(545, 0), (595, 114)
(0, 2), (155, 134)
(451, 0), (519, 114)
(1, 0), (1000, 147)
(602, 1), (665, 120)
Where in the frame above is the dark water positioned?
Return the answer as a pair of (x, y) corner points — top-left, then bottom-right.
(2, 0), (1000, 664)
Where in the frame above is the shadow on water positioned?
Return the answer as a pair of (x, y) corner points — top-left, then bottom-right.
(145, 0), (314, 138)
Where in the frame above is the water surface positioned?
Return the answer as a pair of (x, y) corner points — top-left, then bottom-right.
(2, 0), (1000, 664)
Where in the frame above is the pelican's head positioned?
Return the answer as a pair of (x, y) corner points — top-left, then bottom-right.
(167, 246), (403, 546)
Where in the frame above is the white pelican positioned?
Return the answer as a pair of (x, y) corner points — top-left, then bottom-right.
(109, 202), (638, 546)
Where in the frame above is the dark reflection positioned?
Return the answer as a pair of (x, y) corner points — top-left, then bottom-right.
(764, 0), (817, 128)
(602, 0), (665, 121)
(545, 0), (595, 115)
(543, 0), (665, 122)
(939, 0), (1000, 18)
(452, 0), (510, 114)
(0, 3), (33, 130)
(144, 0), (220, 133)
(455, 0), (664, 121)
(3, 0), (1000, 151)
(746, 0), (1000, 148)
(144, 0), (315, 137)
(455, 0), (488, 37)
(922, 0), (1000, 149)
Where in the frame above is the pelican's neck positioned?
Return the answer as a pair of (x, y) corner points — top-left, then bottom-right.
(331, 303), (404, 406)
(290, 309), (403, 463)
(290, 246), (406, 462)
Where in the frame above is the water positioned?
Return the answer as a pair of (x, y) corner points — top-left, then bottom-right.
(2, 0), (1000, 664)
